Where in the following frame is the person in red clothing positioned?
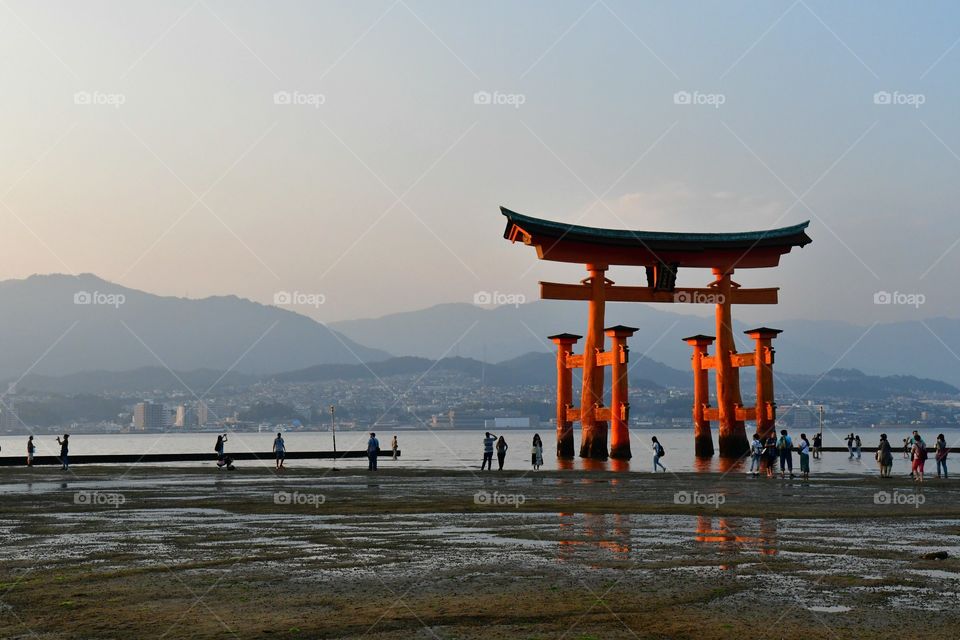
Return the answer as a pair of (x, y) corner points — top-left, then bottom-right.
(911, 434), (928, 483)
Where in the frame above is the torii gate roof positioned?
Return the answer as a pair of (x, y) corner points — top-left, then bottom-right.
(502, 207), (811, 269)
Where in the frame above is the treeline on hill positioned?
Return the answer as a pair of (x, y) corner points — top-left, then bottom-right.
(15, 395), (126, 427)
(237, 401), (309, 424)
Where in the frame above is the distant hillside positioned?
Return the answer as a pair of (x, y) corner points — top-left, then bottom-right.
(15, 367), (258, 394)
(330, 301), (960, 386)
(0, 274), (388, 381)
(777, 368), (958, 400)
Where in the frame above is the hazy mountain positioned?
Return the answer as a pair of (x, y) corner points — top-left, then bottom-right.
(0, 274), (388, 382)
(15, 367), (258, 394)
(330, 302), (960, 386)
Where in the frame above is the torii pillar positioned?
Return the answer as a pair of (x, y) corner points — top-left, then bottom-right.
(579, 264), (609, 460)
(713, 268), (749, 458)
(607, 325), (637, 460)
(683, 334), (715, 457)
(550, 333), (581, 458)
(746, 327), (782, 440)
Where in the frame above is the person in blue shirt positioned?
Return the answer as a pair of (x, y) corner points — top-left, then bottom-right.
(367, 432), (380, 471)
(273, 432), (286, 470)
(749, 433), (763, 476)
(778, 429), (794, 479)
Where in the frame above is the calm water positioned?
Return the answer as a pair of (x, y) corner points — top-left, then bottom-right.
(2, 426), (953, 474)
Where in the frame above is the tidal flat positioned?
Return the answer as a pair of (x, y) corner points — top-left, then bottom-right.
(1, 467), (958, 639)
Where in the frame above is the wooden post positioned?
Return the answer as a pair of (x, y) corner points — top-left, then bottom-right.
(579, 264), (609, 460)
(683, 334), (715, 457)
(606, 325), (637, 460)
(712, 268), (749, 458)
(549, 333), (581, 459)
(745, 328), (782, 440)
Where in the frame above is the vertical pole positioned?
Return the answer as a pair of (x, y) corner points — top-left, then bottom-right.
(745, 328), (782, 440)
(684, 335), (715, 457)
(329, 405), (337, 455)
(607, 326), (637, 460)
(579, 264), (608, 460)
(550, 334), (581, 459)
(713, 268), (749, 458)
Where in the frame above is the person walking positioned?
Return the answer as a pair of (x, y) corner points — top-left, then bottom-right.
(531, 434), (543, 471)
(877, 433), (893, 478)
(481, 432), (496, 471)
(56, 434), (69, 471)
(496, 435), (508, 471)
(935, 433), (949, 479)
(272, 432), (286, 470)
(812, 432), (822, 459)
(854, 435), (862, 460)
(391, 435), (399, 461)
(651, 437), (666, 472)
(26, 435), (35, 467)
(749, 432), (763, 477)
(902, 438), (910, 459)
(911, 434), (927, 483)
(798, 433), (811, 480)
(367, 432), (380, 471)
(846, 433), (855, 459)
(778, 429), (794, 479)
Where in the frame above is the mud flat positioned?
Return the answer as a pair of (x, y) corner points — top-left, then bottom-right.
(1, 467), (958, 639)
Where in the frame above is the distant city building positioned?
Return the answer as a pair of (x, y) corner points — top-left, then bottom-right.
(133, 401), (167, 430)
(0, 397), (18, 431)
(174, 405), (197, 428)
(484, 416), (540, 430)
(198, 400), (229, 426)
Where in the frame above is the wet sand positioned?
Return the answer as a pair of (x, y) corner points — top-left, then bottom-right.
(1, 466), (958, 639)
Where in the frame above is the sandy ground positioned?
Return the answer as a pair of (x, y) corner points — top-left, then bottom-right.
(1, 466), (958, 639)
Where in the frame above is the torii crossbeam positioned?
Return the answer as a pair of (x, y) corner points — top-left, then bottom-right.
(502, 207), (811, 460)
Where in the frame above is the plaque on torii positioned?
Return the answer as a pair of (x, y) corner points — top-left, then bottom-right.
(502, 207), (811, 460)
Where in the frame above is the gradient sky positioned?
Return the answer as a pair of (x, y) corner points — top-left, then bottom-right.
(2, 0), (959, 324)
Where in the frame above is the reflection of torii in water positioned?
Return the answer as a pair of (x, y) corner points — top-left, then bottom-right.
(501, 207), (811, 460)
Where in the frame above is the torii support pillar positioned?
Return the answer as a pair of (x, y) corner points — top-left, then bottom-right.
(607, 325), (637, 460)
(745, 327), (782, 440)
(713, 268), (749, 458)
(684, 334), (715, 458)
(579, 264), (609, 460)
(550, 333), (581, 459)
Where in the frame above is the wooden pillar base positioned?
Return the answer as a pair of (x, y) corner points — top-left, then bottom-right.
(718, 431), (750, 458)
(610, 441), (631, 460)
(579, 422), (609, 460)
(695, 434), (715, 458)
(557, 428), (575, 458)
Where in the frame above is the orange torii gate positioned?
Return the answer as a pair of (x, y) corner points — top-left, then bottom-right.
(502, 207), (811, 459)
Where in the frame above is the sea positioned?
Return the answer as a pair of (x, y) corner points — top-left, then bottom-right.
(2, 426), (955, 475)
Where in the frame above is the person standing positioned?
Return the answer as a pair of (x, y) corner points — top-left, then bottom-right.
(903, 438), (910, 460)
(812, 432), (822, 459)
(214, 434), (227, 467)
(877, 434), (893, 478)
(798, 433), (811, 480)
(749, 433), (763, 477)
(912, 434), (927, 483)
(935, 433), (949, 479)
(367, 432), (380, 471)
(272, 432), (286, 470)
(854, 435), (862, 460)
(846, 433), (855, 459)
(531, 434), (543, 471)
(56, 434), (69, 471)
(763, 434), (778, 478)
(651, 437), (666, 472)
(391, 435), (399, 461)
(778, 429), (794, 479)
(496, 435), (508, 471)
(481, 432), (496, 471)
(26, 435), (35, 467)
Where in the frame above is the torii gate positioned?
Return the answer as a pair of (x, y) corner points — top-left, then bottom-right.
(502, 207), (811, 460)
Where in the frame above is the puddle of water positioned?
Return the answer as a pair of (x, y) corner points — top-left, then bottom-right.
(808, 605), (851, 613)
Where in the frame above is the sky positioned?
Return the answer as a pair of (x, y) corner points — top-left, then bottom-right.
(2, 0), (959, 324)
